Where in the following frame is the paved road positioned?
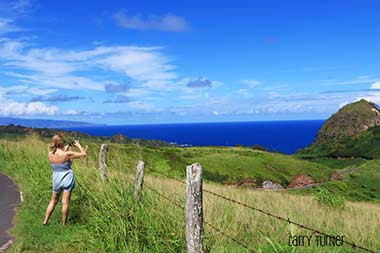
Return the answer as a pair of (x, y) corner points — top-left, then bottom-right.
(0, 173), (21, 252)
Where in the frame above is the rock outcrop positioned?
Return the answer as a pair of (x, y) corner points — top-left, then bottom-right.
(262, 180), (284, 190)
(287, 174), (314, 189)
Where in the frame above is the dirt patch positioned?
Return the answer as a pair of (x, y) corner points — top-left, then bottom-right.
(330, 171), (341, 181)
(287, 174), (315, 189)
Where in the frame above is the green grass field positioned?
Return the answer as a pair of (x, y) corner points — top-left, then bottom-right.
(1, 135), (380, 252)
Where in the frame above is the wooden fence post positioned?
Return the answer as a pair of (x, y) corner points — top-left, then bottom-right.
(186, 163), (204, 253)
(134, 160), (145, 202)
(98, 144), (108, 181)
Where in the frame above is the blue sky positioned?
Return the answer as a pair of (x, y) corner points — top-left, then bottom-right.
(0, 0), (379, 124)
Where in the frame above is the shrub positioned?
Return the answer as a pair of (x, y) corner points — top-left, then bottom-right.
(314, 187), (345, 210)
(251, 144), (267, 151)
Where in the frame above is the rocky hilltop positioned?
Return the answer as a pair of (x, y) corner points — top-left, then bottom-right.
(314, 99), (380, 145)
(299, 99), (380, 158)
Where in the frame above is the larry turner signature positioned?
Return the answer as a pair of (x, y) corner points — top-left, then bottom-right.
(288, 234), (345, 247)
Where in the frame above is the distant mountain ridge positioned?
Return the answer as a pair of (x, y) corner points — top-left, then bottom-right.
(0, 124), (175, 147)
(0, 117), (103, 128)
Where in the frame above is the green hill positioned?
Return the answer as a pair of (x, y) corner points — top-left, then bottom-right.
(314, 99), (380, 145)
(294, 99), (380, 202)
(298, 99), (380, 159)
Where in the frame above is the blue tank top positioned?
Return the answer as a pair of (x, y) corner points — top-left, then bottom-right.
(50, 160), (72, 172)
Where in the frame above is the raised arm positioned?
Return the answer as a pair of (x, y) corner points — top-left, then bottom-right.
(66, 140), (87, 160)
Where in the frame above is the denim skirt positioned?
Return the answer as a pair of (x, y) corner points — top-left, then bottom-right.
(52, 169), (75, 193)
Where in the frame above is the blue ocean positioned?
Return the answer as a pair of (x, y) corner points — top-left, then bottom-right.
(62, 120), (325, 154)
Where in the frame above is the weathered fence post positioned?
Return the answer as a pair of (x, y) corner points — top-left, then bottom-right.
(186, 163), (204, 253)
(98, 144), (108, 181)
(134, 160), (145, 202)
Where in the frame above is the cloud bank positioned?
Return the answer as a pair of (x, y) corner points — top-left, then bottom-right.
(114, 10), (189, 32)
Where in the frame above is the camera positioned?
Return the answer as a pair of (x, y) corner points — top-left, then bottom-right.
(66, 138), (76, 147)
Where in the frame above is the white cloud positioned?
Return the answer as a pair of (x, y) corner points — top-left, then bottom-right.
(63, 109), (79, 115)
(0, 0), (33, 15)
(97, 47), (177, 81)
(238, 89), (249, 97)
(325, 77), (380, 86)
(10, 0), (32, 13)
(0, 80), (66, 117)
(127, 101), (161, 112)
(0, 39), (177, 91)
(121, 88), (149, 97)
(211, 80), (224, 88)
(351, 82), (380, 105)
(28, 86), (57, 95)
(25, 102), (57, 114)
(180, 94), (202, 100)
(370, 81), (380, 89)
(0, 85), (57, 96)
(0, 98), (58, 116)
(114, 10), (189, 32)
(339, 101), (349, 108)
(240, 79), (263, 88)
(0, 18), (20, 34)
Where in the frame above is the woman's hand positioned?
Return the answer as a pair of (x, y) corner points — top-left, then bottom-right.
(73, 140), (81, 148)
(73, 140), (85, 153)
(66, 140), (87, 159)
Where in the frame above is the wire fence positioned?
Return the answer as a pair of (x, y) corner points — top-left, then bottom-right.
(106, 144), (378, 253)
(146, 167), (378, 253)
(123, 165), (257, 252)
(142, 179), (257, 253)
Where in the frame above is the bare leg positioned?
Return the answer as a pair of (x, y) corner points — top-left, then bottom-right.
(43, 192), (60, 224)
(61, 191), (71, 225)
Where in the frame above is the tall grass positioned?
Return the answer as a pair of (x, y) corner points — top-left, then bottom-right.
(1, 136), (184, 252)
(1, 136), (379, 252)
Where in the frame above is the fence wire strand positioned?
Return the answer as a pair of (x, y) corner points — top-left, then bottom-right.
(109, 144), (378, 253)
(141, 179), (257, 253)
(145, 170), (378, 253)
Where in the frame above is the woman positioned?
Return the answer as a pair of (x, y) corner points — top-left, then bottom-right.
(43, 134), (87, 225)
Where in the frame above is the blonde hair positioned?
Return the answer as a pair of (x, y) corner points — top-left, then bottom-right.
(50, 134), (64, 154)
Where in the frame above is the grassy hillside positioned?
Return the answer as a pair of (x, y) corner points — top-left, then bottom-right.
(104, 142), (380, 203)
(291, 159), (380, 202)
(137, 146), (333, 186)
(323, 160), (380, 201)
(1, 136), (380, 252)
(298, 125), (380, 159)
